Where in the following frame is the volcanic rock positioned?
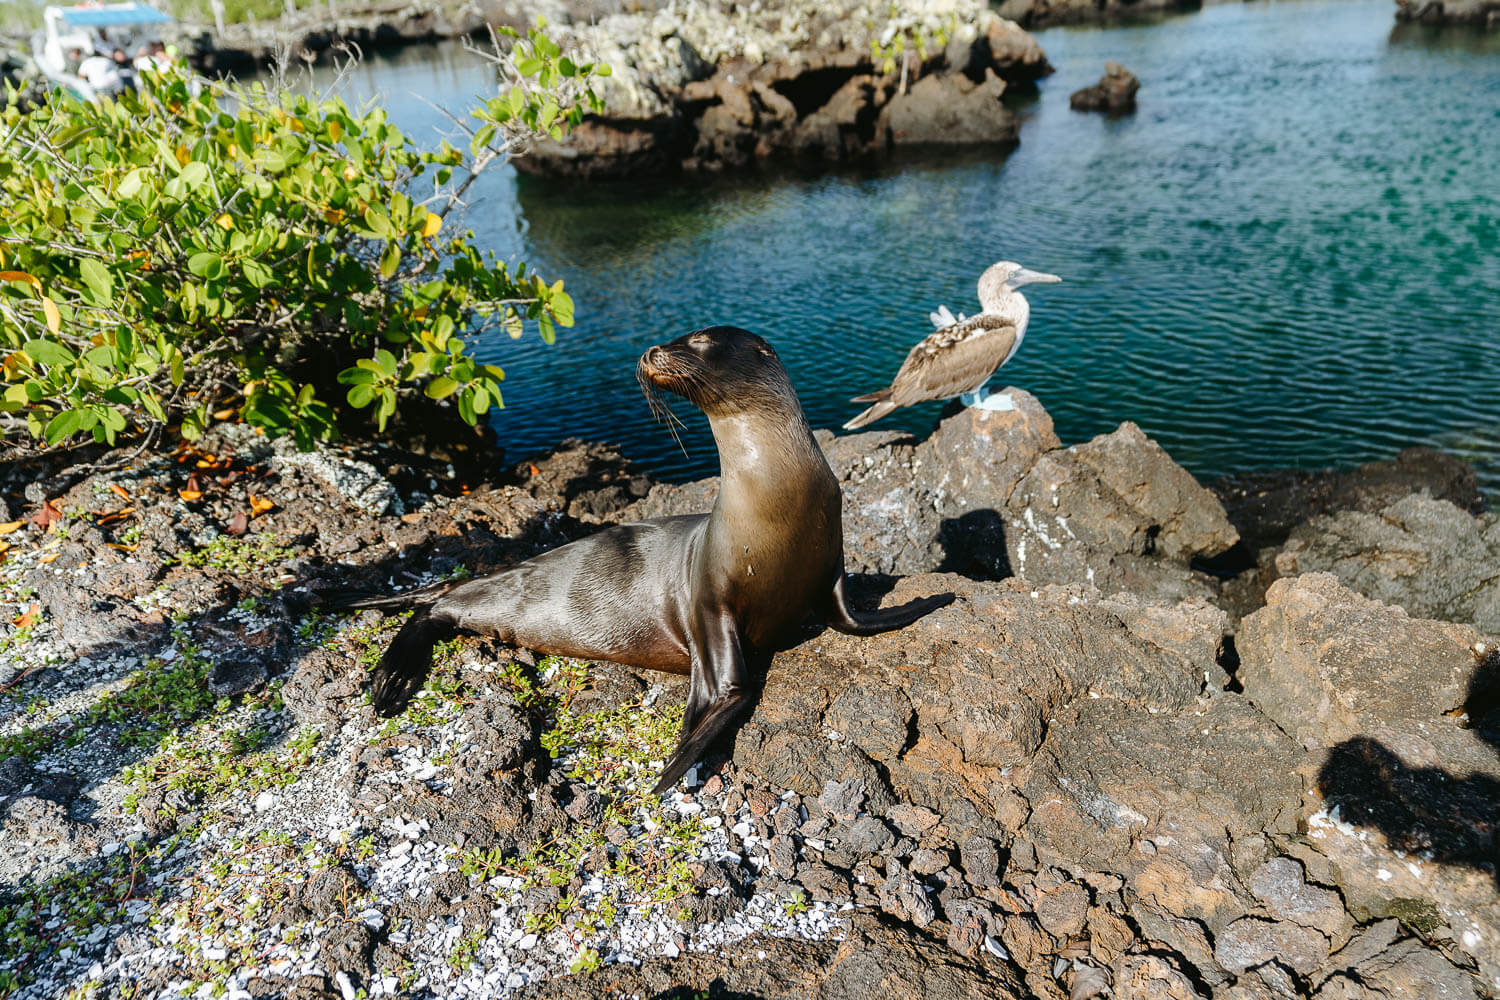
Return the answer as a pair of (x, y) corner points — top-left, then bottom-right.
(520, 0), (1050, 177)
(1272, 495), (1500, 632)
(1070, 62), (1140, 114)
(1209, 446), (1485, 553)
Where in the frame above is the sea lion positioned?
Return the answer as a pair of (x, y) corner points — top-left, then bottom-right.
(334, 326), (952, 794)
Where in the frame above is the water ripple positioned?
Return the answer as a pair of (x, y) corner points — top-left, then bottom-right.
(300, 0), (1500, 498)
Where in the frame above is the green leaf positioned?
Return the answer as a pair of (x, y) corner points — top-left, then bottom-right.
(187, 252), (222, 279)
(117, 168), (146, 199)
(552, 290), (574, 326)
(347, 383), (375, 407)
(363, 206), (393, 239)
(425, 375), (459, 399)
(80, 258), (112, 307)
(179, 161), (209, 188)
(337, 367), (376, 385)
(236, 118), (255, 154)
(376, 388), (396, 430)
(379, 241), (400, 279)
(23, 339), (76, 367)
(44, 409), (83, 445)
(470, 124), (496, 157)
(181, 405), (208, 440)
(375, 349), (398, 375)
(141, 392), (166, 422)
(242, 259), (273, 288)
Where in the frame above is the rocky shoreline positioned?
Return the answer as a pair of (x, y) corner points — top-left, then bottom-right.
(514, 0), (1052, 179)
(1394, 0), (1500, 28)
(1, 391), (1495, 999)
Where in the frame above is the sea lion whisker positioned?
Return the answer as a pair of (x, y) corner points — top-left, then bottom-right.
(638, 367), (692, 458)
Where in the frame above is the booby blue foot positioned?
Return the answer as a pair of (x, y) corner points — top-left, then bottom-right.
(974, 390), (1015, 412)
(960, 384), (1015, 412)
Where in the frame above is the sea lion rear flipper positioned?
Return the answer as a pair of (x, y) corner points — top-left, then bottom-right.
(652, 615), (749, 796)
(825, 574), (954, 636)
(369, 611), (453, 717)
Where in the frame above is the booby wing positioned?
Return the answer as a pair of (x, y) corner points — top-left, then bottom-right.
(844, 314), (1018, 429)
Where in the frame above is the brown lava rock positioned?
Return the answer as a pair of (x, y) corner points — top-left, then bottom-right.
(1070, 62), (1140, 114)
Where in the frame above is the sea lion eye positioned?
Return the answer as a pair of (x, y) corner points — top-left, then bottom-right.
(689, 334), (711, 348)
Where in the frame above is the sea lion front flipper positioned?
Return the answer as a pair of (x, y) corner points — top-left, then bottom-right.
(653, 614), (749, 796)
(825, 574), (954, 637)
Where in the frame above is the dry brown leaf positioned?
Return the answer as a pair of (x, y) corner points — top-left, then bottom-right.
(227, 512), (248, 536)
(0, 520), (24, 535)
(37, 552), (59, 564)
(248, 494), (274, 517)
(108, 483), (131, 501)
(30, 501), (61, 530)
(11, 603), (39, 627)
(178, 489), (203, 502)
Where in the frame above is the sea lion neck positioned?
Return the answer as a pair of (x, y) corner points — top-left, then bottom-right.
(707, 403), (824, 474)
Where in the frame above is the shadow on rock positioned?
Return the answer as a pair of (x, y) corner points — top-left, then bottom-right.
(1315, 650), (1500, 889)
(936, 509), (1011, 579)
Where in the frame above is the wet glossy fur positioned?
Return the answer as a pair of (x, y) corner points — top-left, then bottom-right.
(338, 326), (952, 794)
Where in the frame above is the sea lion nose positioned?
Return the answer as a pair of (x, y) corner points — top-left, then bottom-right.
(642, 345), (668, 374)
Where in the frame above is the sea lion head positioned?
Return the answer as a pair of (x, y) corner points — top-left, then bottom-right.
(638, 326), (797, 418)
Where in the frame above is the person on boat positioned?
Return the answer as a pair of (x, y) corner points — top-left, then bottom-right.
(78, 50), (122, 94)
(111, 48), (138, 90)
(134, 41), (172, 74)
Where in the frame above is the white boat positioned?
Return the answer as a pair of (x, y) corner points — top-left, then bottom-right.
(30, 2), (172, 101)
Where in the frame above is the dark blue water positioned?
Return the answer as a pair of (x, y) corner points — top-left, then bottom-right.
(304, 1), (1500, 492)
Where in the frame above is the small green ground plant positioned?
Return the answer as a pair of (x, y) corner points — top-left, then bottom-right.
(0, 24), (607, 451)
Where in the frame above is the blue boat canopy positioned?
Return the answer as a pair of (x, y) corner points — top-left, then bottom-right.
(59, 3), (172, 27)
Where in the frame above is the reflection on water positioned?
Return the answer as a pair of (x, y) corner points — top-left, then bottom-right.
(290, 1), (1500, 495)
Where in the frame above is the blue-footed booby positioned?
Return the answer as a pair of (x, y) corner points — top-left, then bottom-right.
(844, 261), (1061, 431)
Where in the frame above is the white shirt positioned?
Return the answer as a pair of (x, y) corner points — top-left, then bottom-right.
(78, 55), (122, 92)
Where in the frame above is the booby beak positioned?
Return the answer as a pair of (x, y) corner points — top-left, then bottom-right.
(1008, 268), (1062, 288)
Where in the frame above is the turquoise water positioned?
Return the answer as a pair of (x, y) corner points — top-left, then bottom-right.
(300, 1), (1500, 492)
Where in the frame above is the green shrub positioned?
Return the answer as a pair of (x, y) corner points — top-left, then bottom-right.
(0, 25), (607, 451)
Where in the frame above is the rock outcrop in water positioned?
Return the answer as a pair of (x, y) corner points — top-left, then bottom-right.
(516, 0), (1052, 179)
(1394, 0), (1500, 28)
(0, 391), (1494, 998)
(996, 0), (1201, 29)
(1070, 61), (1139, 114)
